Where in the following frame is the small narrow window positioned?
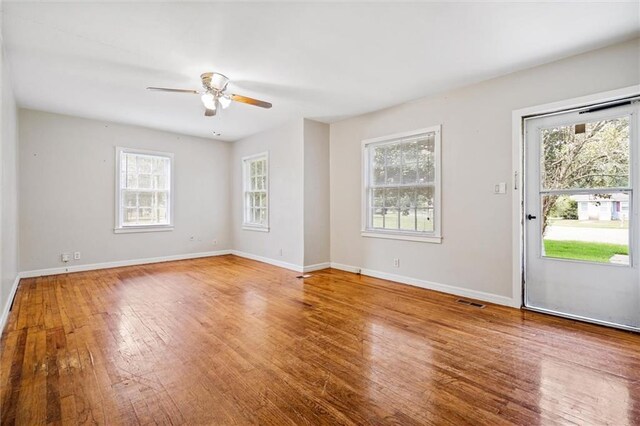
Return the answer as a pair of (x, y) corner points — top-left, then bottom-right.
(362, 126), (442, 243)
(115, 148), (173, 233)
(242, 152), (269, 232)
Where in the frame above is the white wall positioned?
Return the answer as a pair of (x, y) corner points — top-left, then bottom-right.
(303, 119), (330, 266)
(1, 18), (20, 324)
(231, 119), (305, 268)
(19, 110), (231, 272)
(330, 38), (640, 303)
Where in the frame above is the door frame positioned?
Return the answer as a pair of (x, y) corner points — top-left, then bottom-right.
(511, 85), (640, 310)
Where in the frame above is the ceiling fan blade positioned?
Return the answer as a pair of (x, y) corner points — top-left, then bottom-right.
(230, 94), (272, 109)
(147, 87), (199, 94)
(204, 108), (216, 117)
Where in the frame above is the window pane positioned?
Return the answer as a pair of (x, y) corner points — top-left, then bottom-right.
(256, 160), (262, 176)
(126, 173), (137, 189)
(260, 193), (267, 208)
(541, 116), (630, 190)
(152, 157), (167, 174)
(402, 162), (417, 184)
(154, 175), (167, 190)
(138, 157), (152, 174)
(138, 174), (152, 189)
(125, 154), (137, 173)
(417, 135), (435, 160)
(372, 146), (385, 185)
(385, 165), (401, 184)
(372, 208), (384, 228)
(386, 144), (401, 166)
(416, 187), (434, 208)
(383, 208), (399, 230)
(157, 208), (167, 222)
(260, 208), (267, 223)
(384, 188), (398, 207)
(402, 141), (417, 163)
(372, 188), (384, 207)
(399, 187), (416, 209)
(138, 192), (153, 208)
(138, 208), (154, 223)
(417, 135), (435, 183)
(250, 161), (257, 177)
(124, 208), (138, 224)
(400, 208), (417, 231)
(124, 192), (137, 208)
(417, 209), (434, 232)
(157, 192), (167, 208)
(251, 177), (257, 190)
(542, 192), (629, 265)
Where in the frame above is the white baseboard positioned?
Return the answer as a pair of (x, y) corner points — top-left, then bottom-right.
(229, 250), (304, 272)
(228, 251), (329, 274)
(330, 262), (362, 274)
(330, 262), (518, 308)
(303, 262), (331, 273)
(19, 250), (232, 279)
(1, 274), (22, 334)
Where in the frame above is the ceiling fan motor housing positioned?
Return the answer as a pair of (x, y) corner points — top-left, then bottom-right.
(201, 72), (230, 92)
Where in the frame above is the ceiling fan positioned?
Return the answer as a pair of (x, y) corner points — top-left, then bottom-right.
(147, 72), (272, 117)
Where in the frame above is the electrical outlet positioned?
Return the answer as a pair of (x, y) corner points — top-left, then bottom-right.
(393, 258), (400, 268)
(73, 251), (81, 260)
(61, 253), (71, 263)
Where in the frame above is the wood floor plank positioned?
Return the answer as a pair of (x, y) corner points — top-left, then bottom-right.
(1, 254), (640, 425)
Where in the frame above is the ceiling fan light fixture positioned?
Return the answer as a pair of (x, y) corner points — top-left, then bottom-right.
(219, 95), (232, 109)
(201, 93), (217, 110)
(210, 73), (230, 91)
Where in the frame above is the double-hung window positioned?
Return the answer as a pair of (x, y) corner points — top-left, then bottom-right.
(362, 126), (441, 243)
(115, 148), (173, 233)
(242, 152), (269, 231)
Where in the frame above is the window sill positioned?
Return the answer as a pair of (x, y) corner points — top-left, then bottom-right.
(242, 225), (270, 233)
(361, 231), (442, 244)
(114, 225), (174, 234)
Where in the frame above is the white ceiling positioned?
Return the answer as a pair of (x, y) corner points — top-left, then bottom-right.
(3, 2), (639, 141)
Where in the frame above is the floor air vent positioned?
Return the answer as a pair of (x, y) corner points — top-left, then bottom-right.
(456, 299), (486, 308)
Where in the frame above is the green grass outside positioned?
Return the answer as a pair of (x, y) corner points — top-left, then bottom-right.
(543, 239), (628, 263)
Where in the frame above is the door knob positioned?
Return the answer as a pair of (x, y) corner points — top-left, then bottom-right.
(527, 214), (537, 220)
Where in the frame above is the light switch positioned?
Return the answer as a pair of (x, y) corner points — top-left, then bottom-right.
(494, 182), (507, 194)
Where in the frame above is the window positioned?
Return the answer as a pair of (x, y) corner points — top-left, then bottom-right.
(362, 126), (441, 243)
(115, 148), (173, 233)
(242, 152), (269, 231)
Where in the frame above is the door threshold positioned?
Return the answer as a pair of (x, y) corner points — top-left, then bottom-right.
(524, 305), (639, 333)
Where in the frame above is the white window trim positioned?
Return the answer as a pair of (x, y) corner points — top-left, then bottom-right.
(361, 125), (442, 243)
(242, 151), (270, 232)
(114, 147), (175, 234)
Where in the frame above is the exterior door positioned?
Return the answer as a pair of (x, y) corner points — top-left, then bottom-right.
(524, 102), (640, 330)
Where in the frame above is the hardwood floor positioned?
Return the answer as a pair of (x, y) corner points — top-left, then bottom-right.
(1, 255), (639, 425)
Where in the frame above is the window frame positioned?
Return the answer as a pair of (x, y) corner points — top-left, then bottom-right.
(361, 126), (442, 243)
(242, 152), (270, 232)
(114, 147), (175, 234)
